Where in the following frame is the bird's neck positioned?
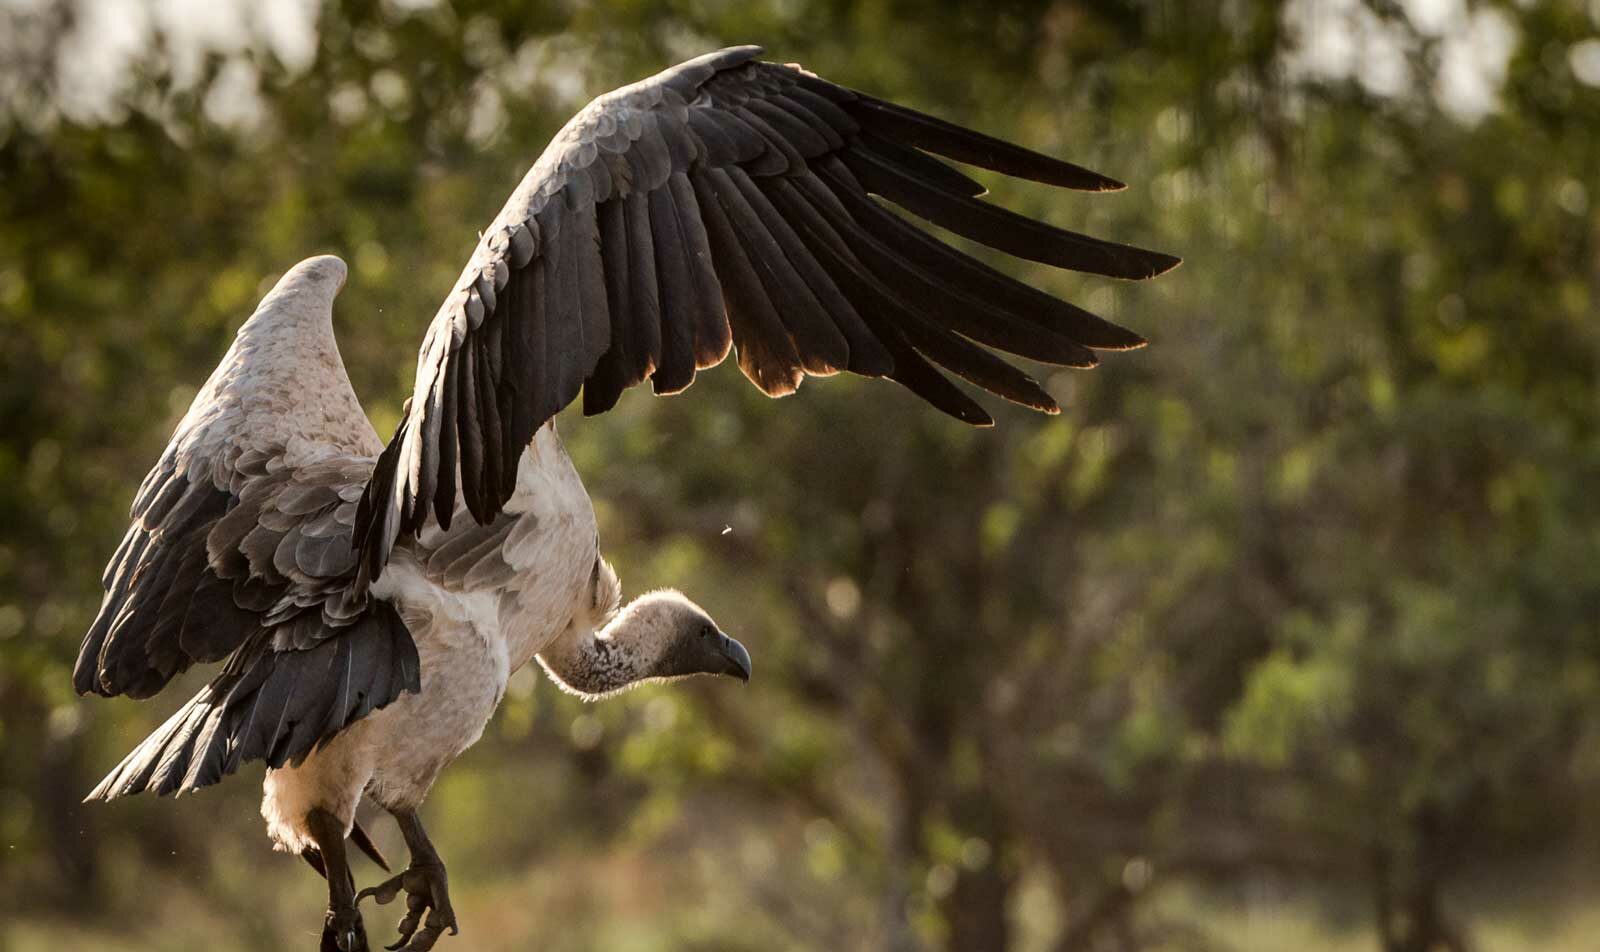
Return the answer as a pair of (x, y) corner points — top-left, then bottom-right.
(536, 620), (653, 700)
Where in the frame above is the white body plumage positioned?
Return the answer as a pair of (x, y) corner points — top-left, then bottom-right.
(263, 428), (601, 856)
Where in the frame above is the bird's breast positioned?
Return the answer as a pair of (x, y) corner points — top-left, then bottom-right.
(393, 424), (598, 678)
(496, 427), (600, 670)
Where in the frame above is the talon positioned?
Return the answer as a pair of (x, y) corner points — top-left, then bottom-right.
(406, 906), (457, 949)
(384, 890), (427, 950)
(407, 917), (454, 952)
(358, 876), (404, 907)
(324, 906), (368, 952)
(366, 814), (458, 951)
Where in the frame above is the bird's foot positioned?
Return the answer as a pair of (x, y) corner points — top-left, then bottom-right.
(320, 903), (369, 952)
(357, 861), (458, 951)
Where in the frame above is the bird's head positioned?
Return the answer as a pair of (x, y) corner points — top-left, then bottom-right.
(606, 589), (751, 685)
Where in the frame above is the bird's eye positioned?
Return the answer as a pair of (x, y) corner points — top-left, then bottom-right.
(700, 624), (714, 640)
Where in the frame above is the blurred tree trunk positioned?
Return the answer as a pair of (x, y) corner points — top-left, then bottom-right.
(1373, 804), (1472, 952)
(40, 741), (99, 905)
(883, 779), (923, 952)
(942, 871), (1010, 952)
(11, 688), (100, 911)
(939, 788), (1012, 952)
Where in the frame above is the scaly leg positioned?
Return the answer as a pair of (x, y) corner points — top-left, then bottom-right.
(357, 809), (459, 951)
(305, 807), (369, 952)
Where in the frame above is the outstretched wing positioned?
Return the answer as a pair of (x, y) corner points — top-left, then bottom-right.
(356, 45), (1178, 585)
(76, 443), (419, 797)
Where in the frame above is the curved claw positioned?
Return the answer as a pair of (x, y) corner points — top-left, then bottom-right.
(358, 876), (405, 907)
(405, 925), (441, 951)
(386, 891), (428, 950)
(358, 862), (458, 951)
(404, 907), (460, 952)
(322, 905), (369, 952)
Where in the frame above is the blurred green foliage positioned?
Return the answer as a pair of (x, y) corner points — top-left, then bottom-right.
(2, 1), (1599, 950)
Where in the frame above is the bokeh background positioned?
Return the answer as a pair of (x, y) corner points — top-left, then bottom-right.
(3, 1), (1599, 950)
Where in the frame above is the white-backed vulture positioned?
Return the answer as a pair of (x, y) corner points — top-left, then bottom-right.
(74, 46), (1178, 951)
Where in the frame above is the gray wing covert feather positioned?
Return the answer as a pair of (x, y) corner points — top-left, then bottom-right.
(355, 44), (1180, 586)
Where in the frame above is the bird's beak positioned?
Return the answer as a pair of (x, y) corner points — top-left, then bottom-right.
(712, 632), (752, 683)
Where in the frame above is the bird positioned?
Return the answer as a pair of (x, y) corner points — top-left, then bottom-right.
(73, 46), (1178, 952)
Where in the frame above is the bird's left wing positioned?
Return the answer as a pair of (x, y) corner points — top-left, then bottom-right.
(355, 46), (1178, 586)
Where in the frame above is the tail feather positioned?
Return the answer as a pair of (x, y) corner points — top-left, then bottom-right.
(299, 821), (386, 877)
(350, 820), (390, 871)
(86, 684), (221, 801)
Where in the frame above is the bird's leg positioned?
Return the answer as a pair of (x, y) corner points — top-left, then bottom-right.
(357, 809), (459, 951)
(306, 807), (369, 952)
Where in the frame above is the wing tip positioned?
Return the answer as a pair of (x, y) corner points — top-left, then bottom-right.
(1149, 252), (1182, 277)
(1037, 158), (1127, 193)
(1112, 250), (1184, 282)
(1088, 173), (1128, 192)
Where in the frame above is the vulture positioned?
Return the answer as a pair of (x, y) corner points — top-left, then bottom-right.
(75, 47), (1177, 952)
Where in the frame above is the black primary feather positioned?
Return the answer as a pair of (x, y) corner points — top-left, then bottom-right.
(354, 46), (1179, 586)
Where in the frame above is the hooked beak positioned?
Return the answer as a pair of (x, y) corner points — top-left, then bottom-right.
(713, 632), (752, 683)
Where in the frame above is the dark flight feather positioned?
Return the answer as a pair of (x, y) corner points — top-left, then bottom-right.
(354, 46), (1178, 585)
(85, 600), (417, 801)
(78, 445), (421, 801)
(844, 147), (1180, 279)
(647, 185), (708, 393)
(692, 169), (806, 395)
(704, 166), (850, 375)
(836, 93), (1127, 192)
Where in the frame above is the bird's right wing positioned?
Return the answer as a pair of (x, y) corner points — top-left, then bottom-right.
(356, 45), (1178, 586)
(77, 443), (419, 798)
